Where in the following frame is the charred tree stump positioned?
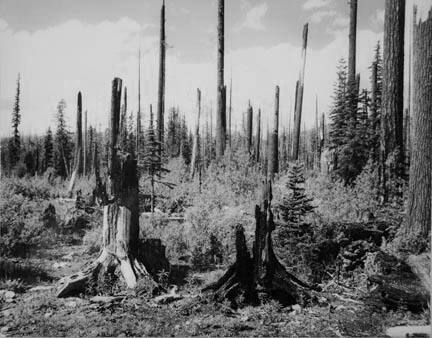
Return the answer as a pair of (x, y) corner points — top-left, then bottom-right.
(203, 225), (258, 308)
(204, 181), (315, 307)
(57, 78), (164, 298)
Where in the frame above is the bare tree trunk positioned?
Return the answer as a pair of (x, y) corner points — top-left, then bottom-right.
(256, 108), (261, 162)
(405, 10), (432, 239)
(190, 89), (201, 179)
(67, 92), (83, 195)
(216, 0), (226, 159)
(246, 102), (253, 154)
(157, 0), (166, 167)
(268, 86), (279, 181)
(292, 24), (308, 160)
(348, 0), (358, 86)
(83, 110), (87, 175)
(136, 49), (142, 162)
(382, 0), (405, 189)
(229, 77), (232, 149)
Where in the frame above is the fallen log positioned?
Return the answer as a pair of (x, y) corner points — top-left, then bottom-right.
(365, 251), (429, 313)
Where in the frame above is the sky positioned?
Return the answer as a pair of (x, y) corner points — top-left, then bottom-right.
(0, 0), (430, 137)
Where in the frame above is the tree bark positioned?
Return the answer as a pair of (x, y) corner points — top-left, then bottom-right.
(382, 0), (405, 186)
(216, 0), (226, 159)
(405, 10), (432, 238)
(268, 86), (279, 181)
(292, 24), (308, 160)
(190, 89), (201, 179)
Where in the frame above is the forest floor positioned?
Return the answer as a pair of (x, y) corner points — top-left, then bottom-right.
(0, 235), (427, 337)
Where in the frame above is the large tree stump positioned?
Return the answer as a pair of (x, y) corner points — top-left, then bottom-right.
(57, 78), (165, 298)
(203, 181), (315, 307)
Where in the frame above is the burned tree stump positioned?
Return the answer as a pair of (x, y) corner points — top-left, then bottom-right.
(203, 181), (316, 307)
(203, 225), (258, 307)
(57, 78), (165, 298)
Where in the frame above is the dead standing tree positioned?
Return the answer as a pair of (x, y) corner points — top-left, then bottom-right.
(157, 0), (166, 170)
(268, 86), (280, 181)
(292, 24), (308, 160)
(67, 92), (84, 196)
(216, 0), (226, 159)
(246, 102), (253, 155)
(57, 78), (164, 298)
(190, 88), (201, 179)
(203, 181), (315, 307)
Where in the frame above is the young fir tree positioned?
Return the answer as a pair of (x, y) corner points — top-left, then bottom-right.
(141, 106), (173, 213)
(166, 107), (181, 158)
(369, 42), (383, 165)
(43, 127), (54, 171)
(180, 115), (192, 165)
(8, 73), (22, 169)
(54, 99), (73, 178)
(329, 59), (348, 160)
(276, 161), (315, 275)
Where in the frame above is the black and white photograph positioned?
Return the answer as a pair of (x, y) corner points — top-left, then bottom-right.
(0, 0), (431, 336)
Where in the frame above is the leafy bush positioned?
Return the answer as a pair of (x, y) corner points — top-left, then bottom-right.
(305, 165), (380, 223)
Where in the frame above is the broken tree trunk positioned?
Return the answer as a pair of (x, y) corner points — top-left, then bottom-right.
(57, 78), (164, 298)
(203, 181), (315, 307)
(216, 0), (226, 159)
(190, 88), (201, 179)
(67, 92), (84, 196)
(246, 102), (253, 154)
(268, 86), (280, 181)
(292, 24), (308, 161)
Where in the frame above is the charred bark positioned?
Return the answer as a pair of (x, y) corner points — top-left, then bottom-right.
(204, 181), (315, 307)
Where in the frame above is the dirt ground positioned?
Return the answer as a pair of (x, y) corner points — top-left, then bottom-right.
(0, 240), (428, 337)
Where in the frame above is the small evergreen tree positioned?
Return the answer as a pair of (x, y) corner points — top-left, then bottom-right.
(43, 127), (54, 171)
(276, 162), (315, 276)
(140, 106), (173, 213)
(54, 99), (73, 178)
(8, 73), (22, 169)
(179, 115), (191, 165)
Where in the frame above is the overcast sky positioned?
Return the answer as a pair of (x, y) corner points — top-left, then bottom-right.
(0, 0), (430, 137)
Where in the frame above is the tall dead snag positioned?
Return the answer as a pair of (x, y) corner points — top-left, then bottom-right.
(348, 0), (358, 86)
(256, 108), (261, 162)
(190, 89), (201, 179)
(404, 9), (432, 239)
(204, 181), (314, 307)
(246, 102), (253, 154)
(67, 92), (84, 195)
(382, 0), (405, 194)
(216, 0), (226, 159)
(228, 77), (232, 149)
(57, 78), (165, 298)
(157, 0), (166, 168)
(136, 49), (142, 161)
(315, 96), (321, 170)
(83, 110), (88, 175)
(292, 23), (308, 160)
(268, 86), (280, 181)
